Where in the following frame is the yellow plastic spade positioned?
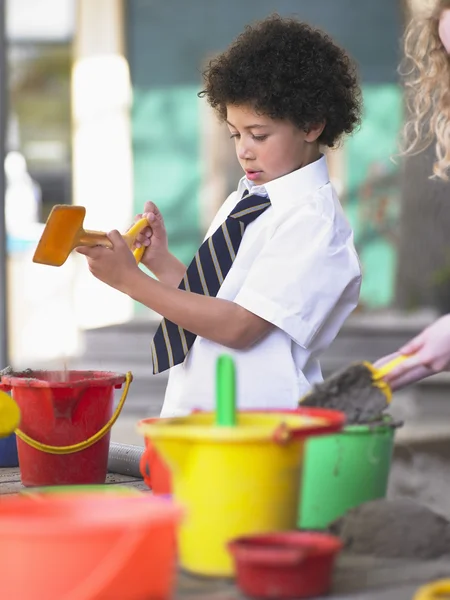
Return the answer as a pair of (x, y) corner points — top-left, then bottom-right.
(33, 205), (147, 266)
(414, 579), (450, 600)
(370, 354), (408, 381)
(300, 354), (408, 408)
(0, 390), (20, 438)
(363, 354), (409, 404)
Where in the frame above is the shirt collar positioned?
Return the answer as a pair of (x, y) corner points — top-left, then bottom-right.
(236, 155), (330, 211)
(239, 178), (269, 198)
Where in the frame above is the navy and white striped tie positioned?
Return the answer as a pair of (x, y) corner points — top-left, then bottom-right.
(151, 191), (271, 373)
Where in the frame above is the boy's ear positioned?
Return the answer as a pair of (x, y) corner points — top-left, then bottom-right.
(305, 122), (326, 142)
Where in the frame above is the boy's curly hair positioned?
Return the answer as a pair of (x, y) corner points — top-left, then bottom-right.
(199, 14), (362, 147)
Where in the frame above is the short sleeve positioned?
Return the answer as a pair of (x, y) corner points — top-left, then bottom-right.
(233, 206), (361, 348)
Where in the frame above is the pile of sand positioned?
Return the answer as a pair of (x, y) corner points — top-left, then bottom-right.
(329, 498), (450, 559)
(301, 363), (389, 424)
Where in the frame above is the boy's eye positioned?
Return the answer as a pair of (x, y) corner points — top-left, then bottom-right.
(229, 132), (268, 141)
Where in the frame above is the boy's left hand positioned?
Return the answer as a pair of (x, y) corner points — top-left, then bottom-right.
(76, 230), (139, 292)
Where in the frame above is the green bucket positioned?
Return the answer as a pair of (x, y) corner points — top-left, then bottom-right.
(298, 420), (397, 530)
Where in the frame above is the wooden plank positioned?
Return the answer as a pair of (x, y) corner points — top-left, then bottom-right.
(122, 480), (150, 492)
(104, 473), (141, 485)
(0, 481), (22, 495)
(0, 468), (144, 495)
(175, 573), (243, 599)
(332, 554), (450, 595)
(174, 554), (450, 599)
(0, 468), (21, 483)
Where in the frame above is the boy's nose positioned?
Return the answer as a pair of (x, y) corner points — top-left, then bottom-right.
(237, 143), (254, 160)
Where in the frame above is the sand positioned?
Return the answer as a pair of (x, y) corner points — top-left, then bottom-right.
(329, 498), (450, 560)
(301, 363), (389, 424)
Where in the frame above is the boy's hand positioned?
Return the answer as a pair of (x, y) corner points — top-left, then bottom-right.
(76, 230), (140, 292)
(132, 201), (169, 273)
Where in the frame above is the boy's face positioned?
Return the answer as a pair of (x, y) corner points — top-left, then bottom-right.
(226, 104), (323, 186)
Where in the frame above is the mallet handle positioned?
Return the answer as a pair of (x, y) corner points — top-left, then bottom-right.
(78, 230), (113, 248)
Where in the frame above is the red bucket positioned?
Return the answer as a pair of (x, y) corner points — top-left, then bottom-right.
(228, 531), (342, 599)
(0, 370), (130, 487)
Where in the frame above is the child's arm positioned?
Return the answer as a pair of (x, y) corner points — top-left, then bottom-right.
(146, 251), (186, 288)
(76, 230), (273, 349)
(132, 202), (186, 287)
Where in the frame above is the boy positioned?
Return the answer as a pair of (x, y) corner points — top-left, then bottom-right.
(78, 14), (362, 417)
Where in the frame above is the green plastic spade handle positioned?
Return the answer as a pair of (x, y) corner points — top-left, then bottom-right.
(215, 354), (236, 426)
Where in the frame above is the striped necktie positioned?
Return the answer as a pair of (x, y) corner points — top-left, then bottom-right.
(151, 191), (271, 373)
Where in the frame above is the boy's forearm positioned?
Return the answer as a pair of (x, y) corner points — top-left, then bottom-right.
(123, 269), (247, 348)
(147, 253), (186, 287)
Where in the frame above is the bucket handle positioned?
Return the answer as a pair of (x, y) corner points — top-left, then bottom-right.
(14, 372), (133, 455)
(272, 422), (293, 445)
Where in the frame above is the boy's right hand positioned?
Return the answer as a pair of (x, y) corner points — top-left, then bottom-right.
(132, 201), (169, 273)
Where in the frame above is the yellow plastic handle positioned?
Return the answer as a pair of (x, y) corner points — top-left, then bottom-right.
(373, 354), (408, 379)
(413, 578), (450, 600)
(133, 245), (145, 264)
(122, 217), (148, 264)
(15, 371), (133, 455)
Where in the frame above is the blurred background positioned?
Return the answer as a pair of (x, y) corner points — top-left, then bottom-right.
(2, 0), (450, 510)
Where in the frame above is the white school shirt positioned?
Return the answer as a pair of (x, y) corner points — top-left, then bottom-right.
(160, 155), (361, 417)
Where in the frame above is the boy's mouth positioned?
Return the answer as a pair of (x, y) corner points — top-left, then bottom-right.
(245, 169), (262, 181)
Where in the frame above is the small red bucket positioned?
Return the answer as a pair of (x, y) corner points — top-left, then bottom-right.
(0, 370), (131, 487)
(228, 531), (342, 599)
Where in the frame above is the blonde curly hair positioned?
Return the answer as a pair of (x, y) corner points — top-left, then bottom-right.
(401, 0), (450, 180)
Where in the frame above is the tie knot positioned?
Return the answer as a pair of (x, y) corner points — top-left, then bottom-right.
(229, 192), (271, 225)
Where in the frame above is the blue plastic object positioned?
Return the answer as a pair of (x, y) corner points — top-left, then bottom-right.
(0, 433), (19, 467)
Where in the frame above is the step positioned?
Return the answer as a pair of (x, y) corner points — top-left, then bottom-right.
(80, 319), (159, 363)
(70, 359), (167, 416)
(321, 309), (438, 370)
(79, 309), (439, 364)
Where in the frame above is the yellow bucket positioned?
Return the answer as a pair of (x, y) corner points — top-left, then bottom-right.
(138, 411), (337, 577)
